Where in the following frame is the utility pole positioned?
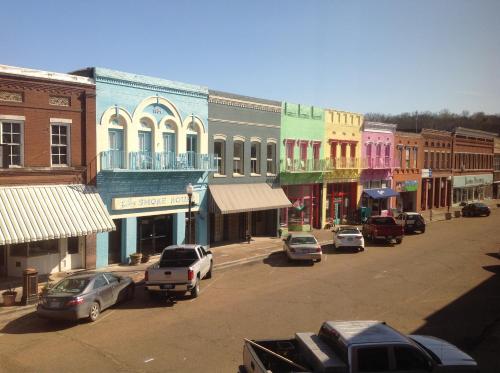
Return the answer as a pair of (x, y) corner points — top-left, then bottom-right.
(415, 110), (418, 133)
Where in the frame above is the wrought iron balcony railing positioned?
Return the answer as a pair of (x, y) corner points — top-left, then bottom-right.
(361, 157), (394, 169)
(100, 150), (217, 172)
(325, 157), (360, 170)
(280, 158), (325, 173)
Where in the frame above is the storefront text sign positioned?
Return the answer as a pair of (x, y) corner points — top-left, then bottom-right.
(453, 174), (493, 188)
(396, 180), (418, 192)
(421, 169), (432, 178)
(112, 193), (199, 211)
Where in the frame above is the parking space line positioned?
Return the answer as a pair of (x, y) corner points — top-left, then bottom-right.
(188, 273), (225, 302)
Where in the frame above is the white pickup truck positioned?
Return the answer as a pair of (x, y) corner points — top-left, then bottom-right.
(242, 320), (478, 373)
(145, 245), (213, 299)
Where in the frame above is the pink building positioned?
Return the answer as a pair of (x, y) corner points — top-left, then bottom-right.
(360, 121), (398, 215)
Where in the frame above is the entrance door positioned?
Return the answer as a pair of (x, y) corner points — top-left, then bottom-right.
(108, 219), (122, 264)
(162, 133), (176, 168)
(138, 131), (153, 169)
(334, 202), (341, 225)
(186, 134), (198, 168)
(0, 245), (6, 276)
(108, 129), (124, 168)
(138, 215), (173, 255)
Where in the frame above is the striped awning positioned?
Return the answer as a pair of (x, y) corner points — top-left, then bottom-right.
(209, 183), (292, 214)
(0, 184), (115, 245)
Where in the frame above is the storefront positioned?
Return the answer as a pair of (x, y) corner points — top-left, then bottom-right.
(281, 184), (321, 231)
(452, 174), (493, 205)
(361, 187), (399, 216)
(0, 184), (114, 277)
(209, 183), (290, 243)
(394, 180), (418, 212)
(325, 182), (357, 225)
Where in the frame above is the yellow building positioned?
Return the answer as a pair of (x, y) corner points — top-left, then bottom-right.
(321, 109), (363, 226)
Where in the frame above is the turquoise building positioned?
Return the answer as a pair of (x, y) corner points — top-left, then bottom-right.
(73, 68), (215, 268)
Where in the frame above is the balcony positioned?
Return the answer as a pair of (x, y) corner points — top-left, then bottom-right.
(100, 150), (217, 172)
(362, 157), (394, 169)
(325, 157), (359, 170)
(281, 158), (324, 173)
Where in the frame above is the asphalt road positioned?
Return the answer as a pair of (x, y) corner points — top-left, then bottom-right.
(1, 210), (499, 373)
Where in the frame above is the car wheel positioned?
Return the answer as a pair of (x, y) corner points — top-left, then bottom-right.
(89, 302), (100, 322)
(191, 280), (200, 299)
(359, 247), (365, 252)
(205, 262), (213, 279)
(316, 258), (322, 263)
(421, 227), (426, 233)
(396, 238), (403, 244)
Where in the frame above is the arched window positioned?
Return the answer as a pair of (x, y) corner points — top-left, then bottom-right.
(137, 117), (154, 169)
(266, 142), (276, 175)
(251, 141), (261, 175)
(161, 121), (177, 169)
(233, 141), (244, 175)
(186, 121), (199, 168)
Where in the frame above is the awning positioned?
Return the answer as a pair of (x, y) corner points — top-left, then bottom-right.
(0, 184), (115, 245)
(363, 188), (399, 199)
(209, 183), (292, 214)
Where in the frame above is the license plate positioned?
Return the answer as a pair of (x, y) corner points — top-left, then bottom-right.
(347, 237), (353, 241)
(50, 301), (61, 308)
(160, 284), (174, 289)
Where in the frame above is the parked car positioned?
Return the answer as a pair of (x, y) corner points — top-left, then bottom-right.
(37, 272), (135, 322)
(462, 202), (491, 217)
(145, 244), (213, 299)
(242, 320), (479, 373)
(333, 226), (365, 252)
(362, 216), (404, 244)
(395, 212), (426, 233)
(283, 233), (322, 263)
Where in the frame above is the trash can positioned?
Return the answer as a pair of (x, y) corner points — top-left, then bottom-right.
(21, 268), (38, 305)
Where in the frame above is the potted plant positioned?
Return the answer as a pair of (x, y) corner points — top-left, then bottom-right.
(141, 253), (151, 263)
(2, 285), (17, 307)
(129, 252), (142, 265)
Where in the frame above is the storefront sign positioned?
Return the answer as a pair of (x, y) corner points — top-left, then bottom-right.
(453, 174), (493, 188)
(421, 169), (432, 178)
(396, 180), (418, 192)
(112, 193), (200, 211)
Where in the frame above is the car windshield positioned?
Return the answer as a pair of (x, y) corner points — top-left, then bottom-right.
(474, 203), (486, 207)
(406, 215), (423, 222)
(290, 236), (317, 245)
(372, 217), (396, 225)
(50, 278), (90, 294)
(338, 229), (360, 235)
(160, 248), (198, 266)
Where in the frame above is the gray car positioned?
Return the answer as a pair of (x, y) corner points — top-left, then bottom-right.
(283, 233), (322, 263)
(37, 272), (135, 322)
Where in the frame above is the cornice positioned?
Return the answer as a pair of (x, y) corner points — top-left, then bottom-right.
(96, 76), (208, 99)
(209, 95), (281, 113)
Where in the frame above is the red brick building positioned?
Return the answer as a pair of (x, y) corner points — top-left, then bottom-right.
(393, 131), (424, 212)
(451, 127), (495, 205)
(420, 129), (453, 211)
(0, 65), (114, 277)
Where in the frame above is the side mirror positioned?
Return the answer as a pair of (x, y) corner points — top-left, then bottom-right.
(206, 250), (212, 255)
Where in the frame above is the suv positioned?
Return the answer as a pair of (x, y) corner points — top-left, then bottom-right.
(395, 212), (426, 233)
(462, 202), (491, 217)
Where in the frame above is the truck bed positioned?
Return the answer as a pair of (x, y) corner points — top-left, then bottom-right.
(243, 339), (312, 372)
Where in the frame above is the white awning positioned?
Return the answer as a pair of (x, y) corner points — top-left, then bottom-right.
(0, 184), (115, 245)
(209, 183), (292, 214)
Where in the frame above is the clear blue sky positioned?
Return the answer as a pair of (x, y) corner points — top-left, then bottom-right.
(1, 0), (499, 115)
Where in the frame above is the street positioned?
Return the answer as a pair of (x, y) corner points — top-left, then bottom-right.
(1, 210), (500, 373)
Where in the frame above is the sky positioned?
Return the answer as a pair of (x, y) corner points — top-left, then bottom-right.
(1, 0), (499, 115)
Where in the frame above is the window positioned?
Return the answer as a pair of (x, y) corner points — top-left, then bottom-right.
(251, 142), (261, 174)
(413, 148), (418, 168)
(357, 347), (389, 372)
(424, 151), (429, 169)
(394, 346), (430, 371)
(93, 275), (109, 289)
(405, 147), (410, 169)
(300, 142), (308, 170)
(104, 273), (119, 284)
(266, 143), (276, 174)
(233, 141), (244, 175)
(68, 237), (79, 255)
(446, 153), (451, 169)
(397, 146), (403, 168)
(430, 152), (434, 169)
(1, 121), (22, 166)
(51, 124), (70, 166)
(214, 140), (225, 175)
(10, 240), (59, 257)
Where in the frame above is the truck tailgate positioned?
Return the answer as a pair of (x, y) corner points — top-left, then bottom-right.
(147, 266), (189, 283)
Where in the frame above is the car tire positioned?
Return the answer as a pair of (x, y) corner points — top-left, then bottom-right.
(206, 262), (213, 279)
(191, 280), (200, 299)
(359, 247), (365, 252)
(89, 302), (100, 322)
(421, 227), (426, 233)
(316, 258), (322, 263)
(396, 238), (403, 244)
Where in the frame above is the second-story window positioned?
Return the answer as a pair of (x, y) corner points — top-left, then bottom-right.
(424, 151), (428, 169)
(214, 140), (225, 175)
(405, 147), (410, 169)
(1, 121), (23, 167)
(397, 146), (403, 168)
(51, 123), (70, 166)
(250, 141), (260, 175)
(233, 141), (244, 175)
(300, 142), (308, 170)
(412, 147), (418, 168)
(267, 143), (276, 175)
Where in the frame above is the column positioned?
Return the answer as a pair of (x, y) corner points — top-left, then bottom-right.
(321, 182), (327, 228)
(95, 232), (109, 269)
(121, 217), (137, 263)
(174, 212), (186, 245)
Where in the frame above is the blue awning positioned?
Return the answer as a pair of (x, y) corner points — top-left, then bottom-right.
(363, 188), (399, 199)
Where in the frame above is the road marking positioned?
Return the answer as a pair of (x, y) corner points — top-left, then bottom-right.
(188, 273), (225, 302)
(144, 358), (154, 363)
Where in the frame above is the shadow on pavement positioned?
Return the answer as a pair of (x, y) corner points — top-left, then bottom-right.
(411, 254), (500, 373)
(322, 244), (364, 255)
(262, 251), (316, 267)
(1, 312), (77, 334)
(114, 284), (194, 310)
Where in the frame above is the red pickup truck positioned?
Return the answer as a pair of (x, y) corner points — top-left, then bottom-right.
(362, 216), (404, 244)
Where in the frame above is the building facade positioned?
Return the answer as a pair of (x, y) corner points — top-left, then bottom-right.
(451, 127), (495, 205)
(359, 121), (398, 216)
(393, 131), (423, 212)
(322, 109), (363, 225)
(73, 68), (215, 268)
(280, 103), (325, 232)
(0, 65), (114, 277)
(207, 91), (289, 244)
(494, 136), (500, 199)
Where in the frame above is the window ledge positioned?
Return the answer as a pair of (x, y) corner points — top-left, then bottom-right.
(232, 173), (245, 177)
(250, 173), (261, 177)
(267, 173), (277, 177)
(214, 174), (227, 178)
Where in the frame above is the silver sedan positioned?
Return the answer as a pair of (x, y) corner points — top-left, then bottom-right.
(283, 233), (322, 263)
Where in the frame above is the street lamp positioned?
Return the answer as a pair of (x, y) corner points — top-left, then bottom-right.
(186, 183), (193, 244)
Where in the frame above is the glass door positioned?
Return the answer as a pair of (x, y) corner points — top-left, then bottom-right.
(186, 134), (197, 168)
(108, 129), (124, 168)
(138, 131), (152, 169)
(138, 215), (173, 255)
(162, 133), (176, 168)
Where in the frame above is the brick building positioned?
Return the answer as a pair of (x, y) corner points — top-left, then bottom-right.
(451, 127), (495, 205)
(494, 136), (500, 199)
(393, 131), (424, 212)
(0, 65), (114, 277)
(420, 129), (453, 211)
